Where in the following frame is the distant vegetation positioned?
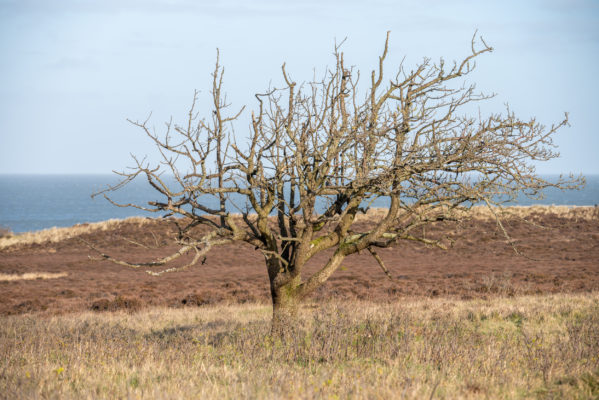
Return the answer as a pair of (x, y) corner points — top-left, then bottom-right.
(0, 217), (151, 250)
(2, 206), (596, 251)
(2, 293), (598, 399)
(0, 225), (12, 239)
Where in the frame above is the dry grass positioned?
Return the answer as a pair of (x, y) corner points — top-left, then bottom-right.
(0, 217), (151, 250)
(1, 293), (598, 399)
(467, 205), (599, 221)
(0, 272), (68, 282)
(355, 205), (599, 223)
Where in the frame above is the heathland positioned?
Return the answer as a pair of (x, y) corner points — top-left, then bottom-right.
(1, 206), (598, 398)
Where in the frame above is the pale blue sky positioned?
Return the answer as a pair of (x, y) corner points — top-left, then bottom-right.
(1, 0), (598, 174)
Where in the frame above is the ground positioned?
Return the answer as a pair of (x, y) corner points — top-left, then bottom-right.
(1, 206), (597, 315)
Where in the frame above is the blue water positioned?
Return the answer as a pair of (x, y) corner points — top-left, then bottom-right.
(0, 174), (597, 233)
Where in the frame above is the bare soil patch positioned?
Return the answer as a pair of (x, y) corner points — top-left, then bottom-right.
(1, 206), (598, 315)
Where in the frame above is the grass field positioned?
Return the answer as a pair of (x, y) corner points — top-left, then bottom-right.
(1, 293), (598, 399)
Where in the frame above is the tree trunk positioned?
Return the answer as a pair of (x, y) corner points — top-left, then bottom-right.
(270, 275), (302, 338)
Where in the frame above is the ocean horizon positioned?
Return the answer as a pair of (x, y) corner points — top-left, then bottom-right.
(0, 174), (597, 234)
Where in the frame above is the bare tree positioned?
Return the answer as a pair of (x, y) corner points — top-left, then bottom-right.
(92, 33), (581, 334)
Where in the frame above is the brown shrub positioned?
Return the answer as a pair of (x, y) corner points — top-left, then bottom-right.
(0, 226), (12, 239)
(11, 299), (48, 314)
(90, 296), (142, 312)
(180, 293), (208, 307)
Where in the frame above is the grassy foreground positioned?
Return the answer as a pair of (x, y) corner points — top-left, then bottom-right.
(1, 294), (598, 399)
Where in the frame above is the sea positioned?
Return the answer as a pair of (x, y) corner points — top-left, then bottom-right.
(0, 174), (597, 233)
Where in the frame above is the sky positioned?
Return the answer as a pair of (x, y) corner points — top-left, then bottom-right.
(0, 0), (598, 175)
